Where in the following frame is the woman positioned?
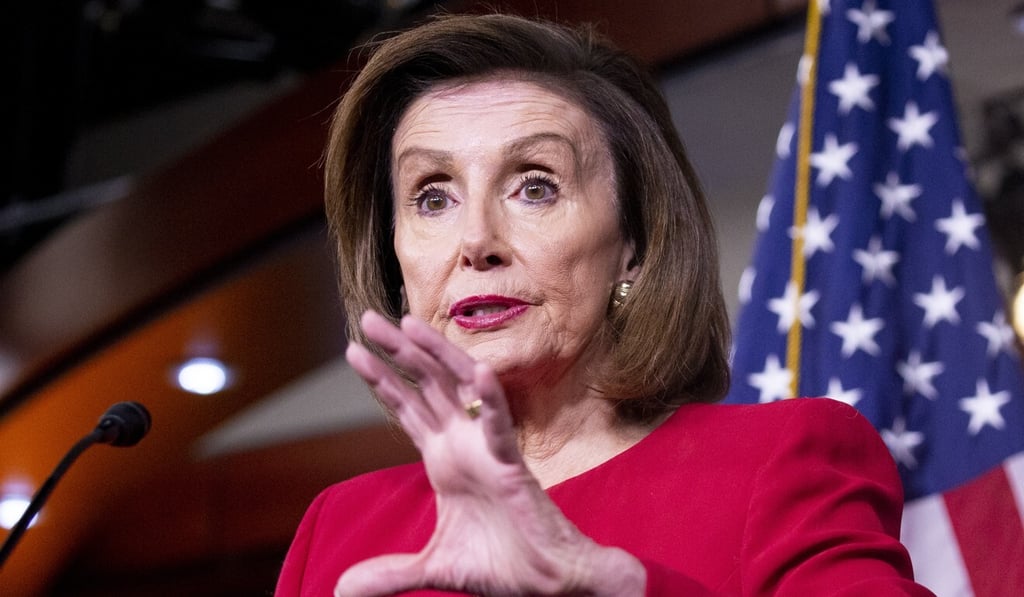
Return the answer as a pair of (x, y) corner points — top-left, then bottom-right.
(277, 13), (931, 596)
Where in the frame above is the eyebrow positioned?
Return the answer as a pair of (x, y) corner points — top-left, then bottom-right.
(393, 146), (454, 170)
(505, 132), (583, 178)
(395, 132), (584, 178)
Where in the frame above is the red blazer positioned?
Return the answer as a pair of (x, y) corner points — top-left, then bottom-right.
(276, 398), (933, 595)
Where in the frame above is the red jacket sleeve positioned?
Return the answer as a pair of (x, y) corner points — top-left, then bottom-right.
(641, 558), (718, 595)
(636, 399), (932, 595)
(737, 398), (931, 595)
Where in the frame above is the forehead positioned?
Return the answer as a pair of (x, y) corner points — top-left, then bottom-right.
(392, 78), (606, 155)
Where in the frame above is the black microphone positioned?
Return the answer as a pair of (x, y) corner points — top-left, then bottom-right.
(0, 401), (152, 570)
(94, 401), (152, 447)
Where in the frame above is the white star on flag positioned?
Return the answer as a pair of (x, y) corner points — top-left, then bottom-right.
(846, 0), (895, 45)
(768, 281), (820, 332)
(748, 354), (793, 403)
(852, 236), (900, 286)
(789, 207), (838, 257)
(897, 350), (945, 400)
(874, 171), (921, 221)
(756, 195), (775, 231)
(828, 62), (879, 114)
(959, 379), (1012, 435)
(888, 101), (939, 151)
(738, 267), (756, 305)
(826, 377), (862, 407)
(882, 417), (925, 469)
(830, 304), (884, 357)
(913, 275), (965, 328)
(935, 198), (984, 254)
(817, 0), (831, 17)
(797, 54), (814, 86)
(908, 31), (948, 81)
(976, 311), (1016, 358)
(776, 122), (795, 159)
(810, 133), (858, 186)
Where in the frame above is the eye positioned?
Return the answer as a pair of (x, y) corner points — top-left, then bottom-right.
(413, 185), (454, 214)
(516, 175), (559, 203)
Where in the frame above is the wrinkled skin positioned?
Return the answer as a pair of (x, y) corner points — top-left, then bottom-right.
(338, 313), (644, 596)
(335, 80), (647, 596)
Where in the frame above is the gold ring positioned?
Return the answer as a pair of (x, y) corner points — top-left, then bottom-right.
(463, 399), (483, 420)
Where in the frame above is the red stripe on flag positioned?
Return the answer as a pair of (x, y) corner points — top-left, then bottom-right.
(944, 464), (1024, 596)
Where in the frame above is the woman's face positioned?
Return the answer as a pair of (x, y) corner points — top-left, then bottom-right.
(390, 79), (636, 384)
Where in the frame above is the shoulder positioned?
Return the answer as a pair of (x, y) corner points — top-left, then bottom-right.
(753, 398), (890, 460)
(673, 395), (867, 425)
(691, 398), (903, 501)
(291, 461), (433, 563)
(279, 463), (434, 594)
(666, 397), (881, 445)
(659, 398), (896, 482)
(314, 460), (429, 512)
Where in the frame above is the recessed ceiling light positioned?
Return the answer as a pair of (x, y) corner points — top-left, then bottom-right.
(174, 357), (232, 395)
(0, 494), (37, 530)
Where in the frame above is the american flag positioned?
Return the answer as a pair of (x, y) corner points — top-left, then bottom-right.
(724, 0), (1024, 594)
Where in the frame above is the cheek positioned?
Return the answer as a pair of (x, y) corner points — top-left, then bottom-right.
(395, 236), (449, 312)
(531, 232), (623, 303)
(560, 216), (625, 270)
(400, 254), (435, 292)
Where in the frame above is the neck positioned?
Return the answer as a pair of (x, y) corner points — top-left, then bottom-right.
(503, 370), (655, 489)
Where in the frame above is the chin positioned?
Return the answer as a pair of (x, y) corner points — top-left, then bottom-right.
(466, 344), (536, 375)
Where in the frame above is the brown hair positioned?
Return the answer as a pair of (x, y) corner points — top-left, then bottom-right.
(324, 13), (730, 420)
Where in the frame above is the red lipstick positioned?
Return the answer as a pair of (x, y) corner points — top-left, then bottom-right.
(449, 295), (529, 330)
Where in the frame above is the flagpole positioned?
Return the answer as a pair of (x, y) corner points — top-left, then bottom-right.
(787, 1), (822, 398)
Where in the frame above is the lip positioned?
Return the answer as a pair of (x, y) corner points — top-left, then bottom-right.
(449, 295), (530, 330)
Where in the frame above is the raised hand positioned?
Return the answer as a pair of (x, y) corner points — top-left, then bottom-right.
(335, 310), (644, 597)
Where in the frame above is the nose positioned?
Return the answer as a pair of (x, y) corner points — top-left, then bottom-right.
(458, 197), (510, 270)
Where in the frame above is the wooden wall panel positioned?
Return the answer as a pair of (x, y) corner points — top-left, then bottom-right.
(0, 226), (347, 594)
(0, 68), (352, 416)
(54, 426), (418, 596)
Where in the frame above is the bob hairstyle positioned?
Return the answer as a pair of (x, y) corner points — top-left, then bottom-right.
(325, 13), (730, 420)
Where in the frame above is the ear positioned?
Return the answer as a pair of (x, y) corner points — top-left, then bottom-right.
(399, 285), (410, 315)
(618, 239), (641, 281)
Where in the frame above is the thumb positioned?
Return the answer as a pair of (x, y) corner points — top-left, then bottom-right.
(334, 553), (426, 597)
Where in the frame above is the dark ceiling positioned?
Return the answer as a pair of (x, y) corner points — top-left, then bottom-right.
(6, 1), (1024, 276)
(3, 0), (416, 272)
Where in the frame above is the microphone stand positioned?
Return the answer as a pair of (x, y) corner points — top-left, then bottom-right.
(0, 401), (150, 571)
(0, 427), (105, 569)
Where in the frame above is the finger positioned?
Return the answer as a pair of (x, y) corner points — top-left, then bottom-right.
(400, 315), (478, 384)
(401, 315), (511, 426)
(359, 309), (404, 350)
(334, 553), (426, 597)
(472, 362), (521, 463)
(362, 312), (462, 410)
(345, 341), (437, 434)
